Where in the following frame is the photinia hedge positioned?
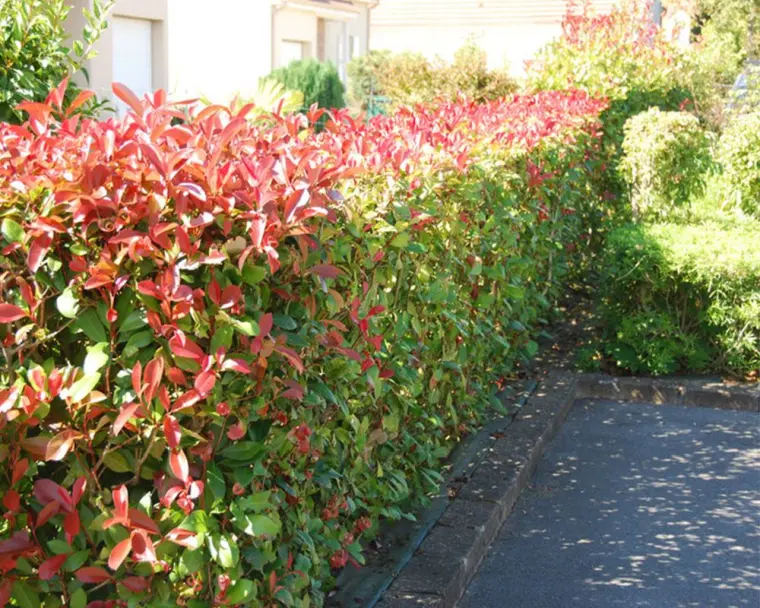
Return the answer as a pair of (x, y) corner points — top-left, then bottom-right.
(0, 80), (605, 606)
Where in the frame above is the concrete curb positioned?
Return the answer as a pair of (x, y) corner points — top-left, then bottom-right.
(375, 372), (577, 608)
(575, 373), (760, 412)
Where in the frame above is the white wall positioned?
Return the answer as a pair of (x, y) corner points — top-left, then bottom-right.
(166, 0), (272, 103)
(371, 23), (561, 74)
(272, 8), (318, 68)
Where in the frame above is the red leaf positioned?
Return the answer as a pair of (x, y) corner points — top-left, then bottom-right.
(39, 553), (69, 580)
(172, 389), (201, 412)
(170, 449), (189, 482)
(108, 537), (132, 571)
(76, 566), (112, 584)
(67, 90), (96, 114)
(11, 458), (28, 486)
(227, 421), (246, 441)
(121, 576), (151, 593)
(0, 303), (27, 323)
(274, 345), (304, 374)
(166, 367), (188, 386)
(36, 501), (61, 527)
(308, 264), (342, 279)
(165, 527), (196, 548)
(28, 232), (53, 273)
(33, 479), (73, 512)
(72, 477), (86, 505)
(169, 333), (205, 362)
(0, 580), (9, 605)
(259, 313), (273, 336)
(44, 430), (80, 461)
(221, 358), (252, 374)
(2, 490), (20, 512)
(112, 402), (140, 436)
(130, 529), (156, 563)
(0, 531), (33, 555)
(281, 380), (305, 401)
(163, 415), (182, 450)
(112, 82), (144, 116)
(128, 508), (160, 535)
(132, 361), (143, 396)
(112, 485), (129, 519)
(143, 357), (164, 404)
(194, 370), (216, 397)
(63, 509), (80, 542)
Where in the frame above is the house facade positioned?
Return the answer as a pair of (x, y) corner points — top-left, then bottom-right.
(369, 0), (662, 75)
(65, 0), (374, 108)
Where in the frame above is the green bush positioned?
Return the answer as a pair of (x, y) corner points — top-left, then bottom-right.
(693, 0), (759, 63)
(268, 59), (345, 112)
(715, 111), (760, 217)
(346, 50), (391, 110)
(527, 0), (702, 203)
(0, 0), (112, 123)
(620, 108), (712, 218)
(348, 42), (516, 110)
(598, 221), (760, 376)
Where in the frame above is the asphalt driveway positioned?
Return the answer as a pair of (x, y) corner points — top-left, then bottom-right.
(460, 399), (760, 607)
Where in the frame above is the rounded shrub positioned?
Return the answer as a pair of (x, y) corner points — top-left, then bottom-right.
(526, 0), (704, 204)
(268, 59), (345, 111)
(619, 108), (712, 218)
(716, 111), (760, 217)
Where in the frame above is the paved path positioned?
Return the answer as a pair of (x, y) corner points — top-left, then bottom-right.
(460, 399), (760, 607)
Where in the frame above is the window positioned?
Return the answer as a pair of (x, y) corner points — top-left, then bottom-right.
(281, 40), (306, 66)
(112, 17), (153, 115)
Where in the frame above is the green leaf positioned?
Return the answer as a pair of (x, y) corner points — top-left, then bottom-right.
(221, 441), (266, 461)
(272, 314), (297, 330)
(70, 589), (87, 608)
(73, 309), (108, 343)
(226, 580), (256, 604)
(56, 288), (80, 319)
(238, 491), (271, 512)
(242, 265), (267, 285)
(119, 310), (147, 333)
(208, 533), (238, 568)
(12, 581), (40, 608)
(64, 549), (90, 572)
(207, 461), (226, 501)
(102, 450), (131, 473)
(390, 232), (410, 248)
(274, 588), (295, 607)
(179, 548), (205, 575)
(232, 318), (258, 337)
(67, 372), (101, 403)
(83, 343), (109, 374)
(123, 330), (154, 357)
(2, 218), (24, 243)
(246, 514), (280, 537)
(210, 324), (234, 354)
(179, 510), (211, 535)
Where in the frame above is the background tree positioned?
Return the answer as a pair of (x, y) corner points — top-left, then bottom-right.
(0, 0), (113, 123)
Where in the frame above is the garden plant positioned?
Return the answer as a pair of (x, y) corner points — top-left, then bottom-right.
(0, 81), (605, 606)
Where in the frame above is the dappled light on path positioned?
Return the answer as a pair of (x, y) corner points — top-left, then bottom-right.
(462, 400), (760, 607)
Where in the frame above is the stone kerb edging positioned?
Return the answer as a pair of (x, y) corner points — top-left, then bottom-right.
(575, 373), (760, 412)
